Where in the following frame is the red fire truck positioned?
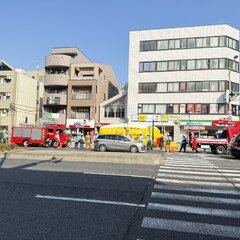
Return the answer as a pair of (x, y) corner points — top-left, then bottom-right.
(11, 125), (71, 147)
(196, 120), (240, 154)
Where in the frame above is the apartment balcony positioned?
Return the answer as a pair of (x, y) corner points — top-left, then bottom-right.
(43, 93), (67, 106)
(44, 74), (69, 86)
(72, 92), (92, 100)
(71, 112), (90, 119)
(45, 54), (72, 67)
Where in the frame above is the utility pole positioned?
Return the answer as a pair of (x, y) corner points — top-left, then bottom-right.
(152, 118), (155, 149)
(35, 59), (40, 124)
(227, 55), (238, 119)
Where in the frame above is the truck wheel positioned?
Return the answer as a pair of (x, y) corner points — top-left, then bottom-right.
(215, 145), (226, 154)
(130, 145), (138, 153)
(22, 140), (29, 147)
(99, 145), (107, 152)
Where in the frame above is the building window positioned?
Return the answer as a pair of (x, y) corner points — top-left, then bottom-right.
(187, 38), (196, 48)
(156, 83), (167, 92)
(210, 81), (218, 91)
(219, 36), (226, 46)
(210, 59), (219, 69)
(158, 40), (168, 50)
(142, 104), (155, 113)
(169, 40), (175, 49)
(140, 35), (239, 52)
(180, 60), (187, 70)
(203, 37), (210, 47)
(210, 37), (219, 47)
(202, 82), (209, 91)
(166, 104), (174, 114)
(155, 104), (166, 114)
(218, 104), (225, 114)
(139, 83), (156, 93)
(181, 39), (187, 48)
(187, 60), (195, 70)
(196, 38), (203, 48)
(187, 82), (195, 91)
(157, 62), (168, 71)
(201, 104), (209, 114)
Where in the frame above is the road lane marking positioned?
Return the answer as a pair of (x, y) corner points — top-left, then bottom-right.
(155, 178), (233, 187)
(154, 184), (240, 195)
(158, 169), (238, 176)
(157, 173), (224, 181)
(147, 203), (240, 218)
(164, 163), (214, 168)
(35, 194), (146, 208)
(159, 166), (217, 171)
(151, 192), (240, 205)
(141, 217), (240, 239)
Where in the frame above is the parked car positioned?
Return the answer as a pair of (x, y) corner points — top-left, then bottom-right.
(94, 134), (146, 153)
(228, 134), (240, 159)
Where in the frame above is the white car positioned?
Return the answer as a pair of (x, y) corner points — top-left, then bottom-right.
(94, 134), (146, 153)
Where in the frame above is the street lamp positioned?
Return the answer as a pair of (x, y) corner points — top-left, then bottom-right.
(227, 55), (239, 117)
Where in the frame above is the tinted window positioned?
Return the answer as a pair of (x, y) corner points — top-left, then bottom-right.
(116, 135), (126, 141)
(106, 135), (116, 140)
(97, 135), (106, 140)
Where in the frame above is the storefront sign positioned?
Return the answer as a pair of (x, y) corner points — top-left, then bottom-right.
(66, 119), (95, 128)
(184, 126), (205, 130)
(46, 113), (60, 119)
(180, 120), (212, 126)
(131, 115), (138, 122)
(138, 115), (147, 122)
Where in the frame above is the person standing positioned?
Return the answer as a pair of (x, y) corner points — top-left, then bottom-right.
(146, 134), (152, 151)
(55, 131), (60, 147)
(159, 136), (164, 151)
(138, 132), (144, 143)
(85, 132), (91, 150)
(165, 133), (172, 152)
(74, 134), (79, 149)
(78, 133), (85, 150)
(179, 135), (187, 152)
(191, 136), (198, 152)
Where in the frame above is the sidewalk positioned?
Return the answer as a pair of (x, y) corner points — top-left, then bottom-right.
(0, 148), (164, 165)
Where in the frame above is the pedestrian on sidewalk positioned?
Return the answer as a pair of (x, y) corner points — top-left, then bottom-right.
(179, 135), (187, 152)
(138, 132), (144, 143)
(159, 136), (164, 151)
(191, 136), (198, 152)
(165, 133), (172, 152)
(85, 132), (91, 150)
(146, 134), (152, 151)
(78, 132), (85, 150)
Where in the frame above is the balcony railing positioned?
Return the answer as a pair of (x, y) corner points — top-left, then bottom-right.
(72, 93), (92, 100)
(71, 112), (90, 119)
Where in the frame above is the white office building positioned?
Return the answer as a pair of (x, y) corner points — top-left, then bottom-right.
(127, 24), (240, 141)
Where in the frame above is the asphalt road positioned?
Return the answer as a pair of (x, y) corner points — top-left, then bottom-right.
(0, 156), (158, 240)
(1, 151), (240, 240)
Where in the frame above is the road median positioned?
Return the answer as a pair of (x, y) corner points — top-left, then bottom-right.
(0, 149), (165, 165)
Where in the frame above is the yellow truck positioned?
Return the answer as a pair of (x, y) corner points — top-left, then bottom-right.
(99, 124), (163, 147)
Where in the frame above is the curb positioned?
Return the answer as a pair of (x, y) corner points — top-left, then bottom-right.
(0, 150), (165, 165)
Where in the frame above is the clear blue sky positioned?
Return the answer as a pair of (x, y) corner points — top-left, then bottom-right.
(1, 0), (240, 87)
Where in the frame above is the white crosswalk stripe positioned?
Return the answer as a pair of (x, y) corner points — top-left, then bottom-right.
(136, 155), (240, 239)
(141, 218), (240, 239)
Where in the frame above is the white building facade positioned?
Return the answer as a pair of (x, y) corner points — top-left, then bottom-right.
(127, 24), (240, 142)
